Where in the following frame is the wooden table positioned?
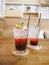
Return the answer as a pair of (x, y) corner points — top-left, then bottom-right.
(0, 38), (49, 65)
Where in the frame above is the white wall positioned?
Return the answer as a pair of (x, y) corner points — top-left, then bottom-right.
(41, 7), (49, 19)
(0, 0), (5, 18)
(0, 0), (49, 19)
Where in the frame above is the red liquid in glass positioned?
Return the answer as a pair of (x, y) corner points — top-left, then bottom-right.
(15, 38), (27, 51)
(30, 38), (38, 46)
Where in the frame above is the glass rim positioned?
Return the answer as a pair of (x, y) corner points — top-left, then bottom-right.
(13, 28), (28, 32)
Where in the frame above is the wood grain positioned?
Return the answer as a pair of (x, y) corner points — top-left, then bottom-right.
(0, 17), (49, 38)
(0, 38), (49, 65)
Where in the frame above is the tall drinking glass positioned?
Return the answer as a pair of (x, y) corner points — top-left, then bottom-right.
(29, 26), (39, 46)
(12, 28), (29, 56)
(28, 26), (41, 50)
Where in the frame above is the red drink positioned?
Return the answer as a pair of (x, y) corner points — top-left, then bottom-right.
(30, 38), (38, 46)
(15, 38), (27, 51)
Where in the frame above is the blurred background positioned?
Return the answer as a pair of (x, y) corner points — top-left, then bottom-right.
(0, 0), (49, 38)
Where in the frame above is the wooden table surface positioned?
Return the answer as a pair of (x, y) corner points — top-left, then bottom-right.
(0, 38), (49, 65)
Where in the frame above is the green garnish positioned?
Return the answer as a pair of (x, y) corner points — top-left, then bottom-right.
(18, 22), (24, 28)
(18, 23), (20, 25)
(21, 22), (24, 27)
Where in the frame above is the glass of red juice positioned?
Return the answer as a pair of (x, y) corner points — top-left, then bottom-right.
(30, 38), (38, 46)
(29, 26), (39, 46)
(13, 28), (28, 51)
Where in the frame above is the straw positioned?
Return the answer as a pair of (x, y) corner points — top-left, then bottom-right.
(38, 13), (41, 26)
(27, 14), (30, 27)
(27, 13), (30, 37)
(38, 13), (41, 38)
